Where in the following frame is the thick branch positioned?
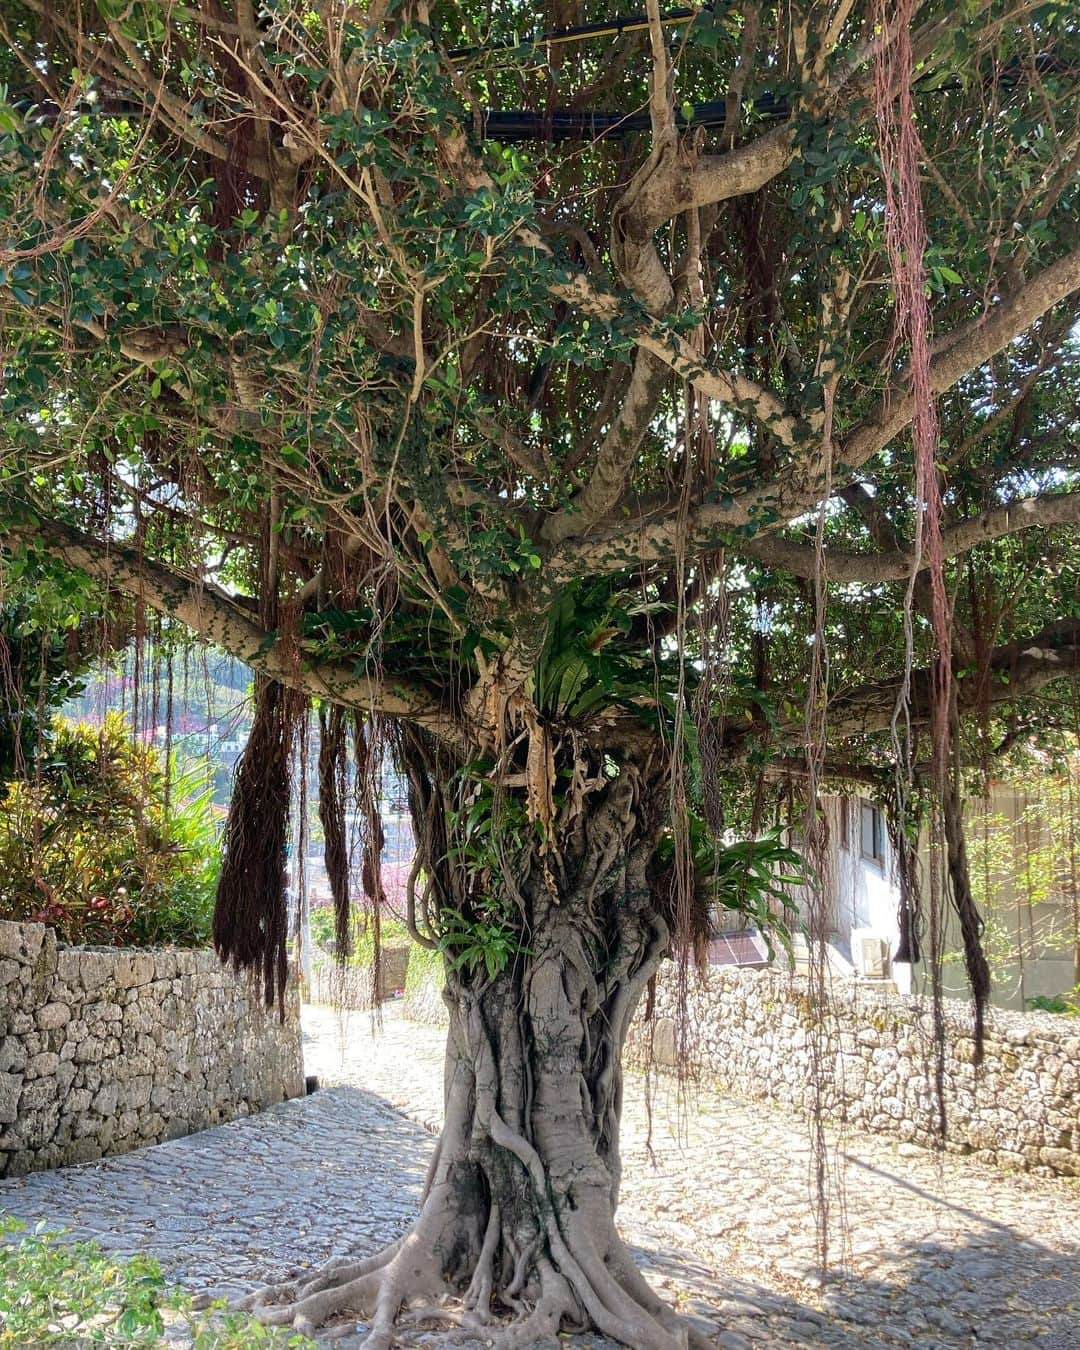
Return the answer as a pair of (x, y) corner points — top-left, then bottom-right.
(737, 490), (1080, 582)
(627, 0), (969, 231)
(1, 516), (455, 737)
(840, 247), (1080, 475)
(818, 619), (1080, 743)
(552, 246), (1080, 577)
(541, 349), (668, 545)
(638, 120), (796, 229)
(635, 332), (800, 447)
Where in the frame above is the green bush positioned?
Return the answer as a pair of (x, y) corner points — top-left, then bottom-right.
(309, 906), (410, 965)
(0, 713), (221, 947)
(1027, 985), (1080, 1016)
(0, 1215), (309, 1347)
(403, 941), (444, 1000)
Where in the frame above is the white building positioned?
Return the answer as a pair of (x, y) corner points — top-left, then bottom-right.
(777, 786), (1079, 1012)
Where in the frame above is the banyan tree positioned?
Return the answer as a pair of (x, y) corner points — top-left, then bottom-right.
(0, 1), (1078, 1345)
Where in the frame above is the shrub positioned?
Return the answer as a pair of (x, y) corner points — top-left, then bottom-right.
(0, 1215), (308, 1346)
(308, 905), (410, 965)
(1027, 986), (1080, 1016)
(0, 713), (221, 947)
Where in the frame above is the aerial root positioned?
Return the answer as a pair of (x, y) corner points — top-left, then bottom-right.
(504, 1234), (539, 1304)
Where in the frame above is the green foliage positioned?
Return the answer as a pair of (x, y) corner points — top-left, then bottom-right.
(958, 762), (1079, 982)
(660, 821), (806, 959)
(0, 571), (119, 780)
(1027, 986), (1080, 1016)
(404, 940), (444, 1002)
(446, 765), (530, 877)
(0, 713), (221, 946)
(0, 1), (1074, 781)
(435, 764), (532, 979)
(435, 905), (528, 981)
(0, 0), (1076, 1035)
(0, 1214), (166, 1346)
(531, 579), (663, 722)
(0, 1214), (309, 1347)
(309, 907), (410, 965)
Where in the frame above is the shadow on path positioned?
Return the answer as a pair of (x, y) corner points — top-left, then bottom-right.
(0, 1081), (1077, 1348)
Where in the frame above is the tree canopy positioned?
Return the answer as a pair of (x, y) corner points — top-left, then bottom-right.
(0, 1), (1077, 1344)
(1, 1), (1075, 740)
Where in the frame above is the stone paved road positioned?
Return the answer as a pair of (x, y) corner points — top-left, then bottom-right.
(1, 1004), (1077, 1349)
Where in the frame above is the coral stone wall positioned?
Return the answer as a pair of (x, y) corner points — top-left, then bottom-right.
(0, 921), (304, 1177)
(627, 967), (1080, 1178)
(307, 946), (411, 1010)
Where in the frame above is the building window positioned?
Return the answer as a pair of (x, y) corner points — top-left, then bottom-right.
(860, 801), (886, 867)
(838, 798), (850, 850)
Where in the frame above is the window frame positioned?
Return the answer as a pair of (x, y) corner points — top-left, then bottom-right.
(859, 801), (886, 868)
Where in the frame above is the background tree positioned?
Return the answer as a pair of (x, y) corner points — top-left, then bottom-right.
(0, 1), (1077, 1345)
(0, 562), (132, 777)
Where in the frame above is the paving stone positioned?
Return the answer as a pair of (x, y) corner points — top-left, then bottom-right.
(0, 1004), (1076, 1349)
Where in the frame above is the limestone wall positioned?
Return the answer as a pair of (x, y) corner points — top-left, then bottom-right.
(627, 966), (1080, 1178)
(307, 946), (410, 1010)
(401, 946), (448, 1027)
(0, 920), (305, 1177)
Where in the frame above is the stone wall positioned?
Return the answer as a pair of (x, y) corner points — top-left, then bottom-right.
(307, 946), (410, 1010)
(401, 945), (448, 1027)
(627, 966), (1080, 1178)
(0, 921), (305, 1177)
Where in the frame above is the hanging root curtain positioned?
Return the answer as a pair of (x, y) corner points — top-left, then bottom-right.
(213, 677), (307, 1014)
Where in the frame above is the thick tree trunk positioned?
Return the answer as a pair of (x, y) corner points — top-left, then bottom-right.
(248, 742), (702, 1349)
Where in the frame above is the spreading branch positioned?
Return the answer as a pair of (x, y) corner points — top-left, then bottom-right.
(552, 246), (1080, 577)
(0, 515), (456, 738)
(737, 489), (1080, 582)
(816, 619), (1080, 743)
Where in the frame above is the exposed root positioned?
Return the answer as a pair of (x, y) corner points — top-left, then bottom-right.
(255, 1270), (380, 1329)
(245, 1230), (447, 1348)
(461, 1201), (500, 1322)
(607, 1242), (713, 1350)
(235, 871), (709, 1350)
(232, 1237), (403, 1312)
(399, 1302), (465, 1327)
(487, 1108), (688, 1350)
(239, 1209), (713, 1350)
(237, 1206), (709, 1350)
(492, 1261), (576, 1349)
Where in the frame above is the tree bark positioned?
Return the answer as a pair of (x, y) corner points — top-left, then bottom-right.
(246, 738), (705, 1349)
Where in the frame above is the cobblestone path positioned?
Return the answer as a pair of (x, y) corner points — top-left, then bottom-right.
(1, 1004), (1077, 1349)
